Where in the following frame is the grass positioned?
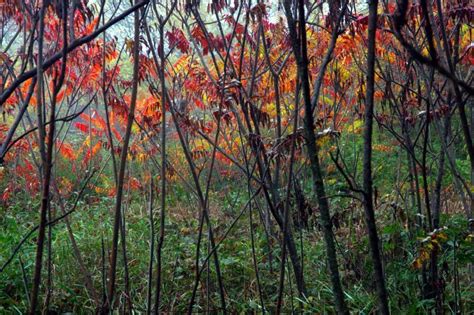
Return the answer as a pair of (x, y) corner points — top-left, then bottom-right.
(1, 183), (473, 313)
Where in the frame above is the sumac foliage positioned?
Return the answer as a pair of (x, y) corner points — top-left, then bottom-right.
(0, 1), (473, 314)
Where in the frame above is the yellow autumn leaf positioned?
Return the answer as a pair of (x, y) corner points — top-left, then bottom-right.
(436, 232), (448, 242)
(374, 144), (393, 152)
(412, 257), (423, 269)
(136, 153), (147, 162)
(266, 102), (276, 117)
(346, 119), (364, 134)
(316, 134), (331, 147)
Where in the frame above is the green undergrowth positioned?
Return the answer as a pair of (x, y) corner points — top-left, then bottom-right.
(1, 189), (473, 313)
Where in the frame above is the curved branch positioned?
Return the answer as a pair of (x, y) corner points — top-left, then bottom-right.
(0, 0), (150, 107)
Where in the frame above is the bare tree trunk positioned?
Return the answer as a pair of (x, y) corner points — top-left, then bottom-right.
(105, 2), (140, 311)
(146, 178), (155, 315)
(276, 78), (299, 314)
(430, 123), (446, 314)
(283, 0), (348, 313)
(361, 1), (390, 313)
(29, 3), (68, 312)
(29, 7), (47, 310)
(154, 20), (168, 313)
(470, 100), (474, 284)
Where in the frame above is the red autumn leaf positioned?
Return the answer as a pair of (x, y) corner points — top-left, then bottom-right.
(74, 122), (90, 133)
(167, 27), (190, 54)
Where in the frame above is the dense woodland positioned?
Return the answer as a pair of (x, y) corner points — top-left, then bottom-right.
(0, 0), (473, 313)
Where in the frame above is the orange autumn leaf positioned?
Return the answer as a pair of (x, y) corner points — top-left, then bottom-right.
(58, 142), (76, 160)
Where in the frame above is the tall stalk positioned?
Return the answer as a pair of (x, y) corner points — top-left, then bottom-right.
(361, 0), (389, 313)
(283, 0), (348, 313)
(29, 3), (68, 312)
(105, 1), (141, 310)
